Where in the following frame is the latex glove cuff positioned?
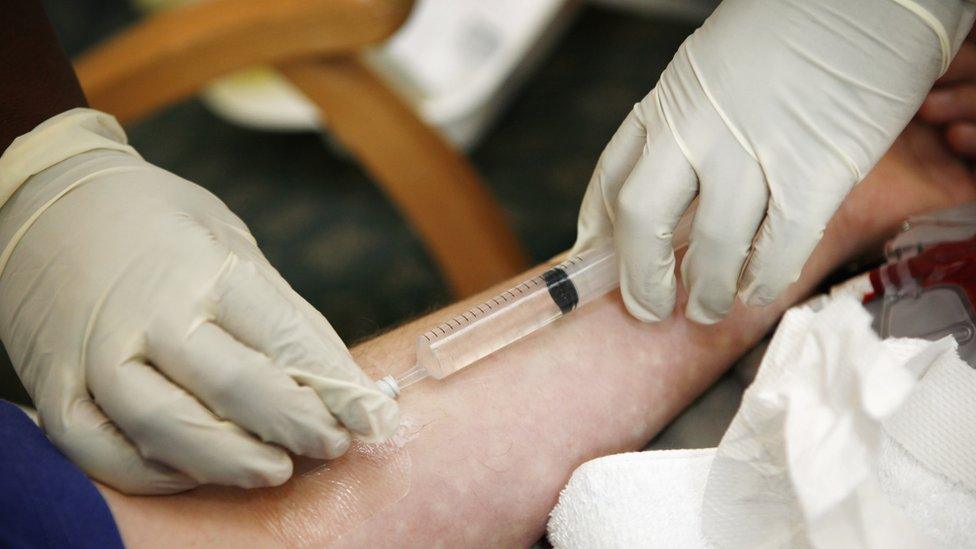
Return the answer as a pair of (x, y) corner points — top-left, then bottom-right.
(0, 108), (140, 209)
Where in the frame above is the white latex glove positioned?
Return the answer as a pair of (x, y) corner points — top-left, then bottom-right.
(0, 109), (399, 494)
(575, 0), (976, 324)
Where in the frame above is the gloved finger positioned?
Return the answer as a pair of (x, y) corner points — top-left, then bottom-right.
(917, 85), (976, 124)
(263, 276), (402, 441)
(739, 198), (840, 308)
(214, 258), (398, 442)
(573, 104), (650, 253)
(88, 358), (293, 488)
(255, 262), (381, 378)
(946, 121), (976, 156)
(614, 104), (698, 321)
(208, 238), (399, 441)
(680, 157), (768, 324)
(38, 396), (197, 495)
(149, 321), (351, 460)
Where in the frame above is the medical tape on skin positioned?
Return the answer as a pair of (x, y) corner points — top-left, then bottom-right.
(255, 421), (420, 547)
(0, 166), (143, 281)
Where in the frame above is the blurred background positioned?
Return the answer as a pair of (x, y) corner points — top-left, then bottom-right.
(1, 0), (716, 403)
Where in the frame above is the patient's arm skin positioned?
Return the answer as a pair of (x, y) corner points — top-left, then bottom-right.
(97, 121), (976, 547)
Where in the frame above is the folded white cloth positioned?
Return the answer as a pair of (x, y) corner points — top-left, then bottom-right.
(548, 297), (976, 548)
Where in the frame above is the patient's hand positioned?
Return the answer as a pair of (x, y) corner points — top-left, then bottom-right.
(836, 85), (976, 246)
(918, 34), (976, 159)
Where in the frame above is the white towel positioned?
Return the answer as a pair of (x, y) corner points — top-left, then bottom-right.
(548, 297), (976, 548)
(548, 449), (712, 548)
(878, 436), (976, 548)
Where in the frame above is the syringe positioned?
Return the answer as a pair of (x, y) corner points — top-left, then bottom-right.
(373, 205), (696, 399)
(375, 244), (618, 398)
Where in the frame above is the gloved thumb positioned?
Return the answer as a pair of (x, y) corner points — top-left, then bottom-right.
(738, 193), (843, 307)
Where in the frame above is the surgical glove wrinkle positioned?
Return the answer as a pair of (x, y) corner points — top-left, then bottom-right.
(0, 109), (399, 494)
(575, 0), (976, 324)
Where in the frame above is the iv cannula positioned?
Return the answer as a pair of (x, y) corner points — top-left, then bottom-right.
(375, 207), (696, 399)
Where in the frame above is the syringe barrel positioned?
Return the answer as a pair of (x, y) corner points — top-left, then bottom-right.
(414, 244), (619, 381)
(545, 245), (617, 311)
(401, 203), (697, 391)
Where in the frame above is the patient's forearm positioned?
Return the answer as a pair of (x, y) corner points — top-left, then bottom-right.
(105, 295), (777, 547)
(99, 141), (976, 547)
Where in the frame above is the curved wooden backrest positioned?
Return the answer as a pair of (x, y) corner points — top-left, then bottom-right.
(281, 58), (528, 295)
(74, 0), (413, 123)
(73, 0), (529, 295)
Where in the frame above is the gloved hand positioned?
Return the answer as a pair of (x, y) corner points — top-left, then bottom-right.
(0, 109), (399, 494)
(575, 0), (976, 324)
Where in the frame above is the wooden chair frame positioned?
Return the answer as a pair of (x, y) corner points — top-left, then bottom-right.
(74, 0), (528, 296)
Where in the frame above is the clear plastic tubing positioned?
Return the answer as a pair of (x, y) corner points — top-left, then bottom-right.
(374, 203), (697, 399)
(375, 244), (618, 398)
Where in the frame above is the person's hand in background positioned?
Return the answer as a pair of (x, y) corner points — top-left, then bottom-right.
(575, 0), (976, 324)
(0, 109), (399, 495)
(919, 30), (976, 158)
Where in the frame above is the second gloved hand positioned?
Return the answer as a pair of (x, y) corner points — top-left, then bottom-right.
(575, 0), (976, 323)
(0, 109), (399, 494)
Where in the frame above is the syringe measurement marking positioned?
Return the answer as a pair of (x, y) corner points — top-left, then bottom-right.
(421, 273), (553, 344)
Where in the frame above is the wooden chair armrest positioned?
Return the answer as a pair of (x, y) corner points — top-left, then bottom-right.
(74, 0), (413, 123)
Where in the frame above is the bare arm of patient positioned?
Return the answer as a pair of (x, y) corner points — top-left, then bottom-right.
(96, 122), (976, 547)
